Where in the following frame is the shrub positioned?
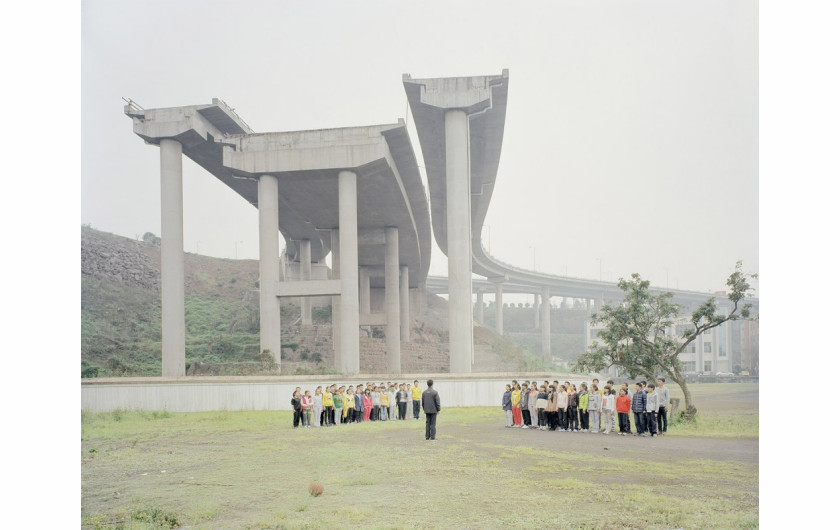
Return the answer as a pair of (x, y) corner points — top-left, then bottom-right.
(209, 336), (237, 359)
(107, 357), (129, 376)
(131, 505), (180, 528)
(313, 307), (331, 321)
(81, 360), (102, 378)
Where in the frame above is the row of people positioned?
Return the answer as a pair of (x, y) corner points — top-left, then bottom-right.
(290, 380), (426, 428)
(502, 377), (672, 437)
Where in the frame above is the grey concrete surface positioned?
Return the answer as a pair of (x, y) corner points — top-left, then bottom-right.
(159, 139), (186, 377)
(127, 101), (432, 375)
(81, 373), (589, 413)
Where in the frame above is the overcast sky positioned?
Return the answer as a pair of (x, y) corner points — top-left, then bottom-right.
(82, 0), (758, 296)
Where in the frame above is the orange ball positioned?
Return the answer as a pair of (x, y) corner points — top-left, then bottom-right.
(308, 481), (324, 497)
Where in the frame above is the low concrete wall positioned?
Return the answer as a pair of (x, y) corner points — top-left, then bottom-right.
(81, 373), (589, 413)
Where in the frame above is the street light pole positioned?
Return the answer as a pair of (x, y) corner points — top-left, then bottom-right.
(235, 240), (243, 259)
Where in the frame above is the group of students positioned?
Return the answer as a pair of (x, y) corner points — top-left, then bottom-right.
(290, 380), (426, 428)
(502, 377), (672, 437)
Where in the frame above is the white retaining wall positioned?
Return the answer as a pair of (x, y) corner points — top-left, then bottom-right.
(81, 373), (590, 413)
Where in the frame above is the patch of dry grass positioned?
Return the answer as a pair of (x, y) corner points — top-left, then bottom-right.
(81, 384), (758, 529)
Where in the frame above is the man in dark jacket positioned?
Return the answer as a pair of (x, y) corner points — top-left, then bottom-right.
(422, 379), (441, 440)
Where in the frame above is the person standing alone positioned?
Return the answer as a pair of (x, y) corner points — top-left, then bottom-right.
(422, 379), (441, 440)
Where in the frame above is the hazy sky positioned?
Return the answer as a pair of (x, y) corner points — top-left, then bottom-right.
(82, 0), (758, 296)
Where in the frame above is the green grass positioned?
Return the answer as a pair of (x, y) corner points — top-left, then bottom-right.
(82, 384), (758, 529)
(667, 383), (759, 437)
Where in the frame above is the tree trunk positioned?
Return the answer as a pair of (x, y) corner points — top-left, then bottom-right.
(674, 375), (696, 422)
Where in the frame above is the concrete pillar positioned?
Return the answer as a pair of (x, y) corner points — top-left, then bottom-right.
(359, 266), (371, 335)
(444, 109), (473, 373)
(400, 265), (410, 342)
(534, 294), (540, 329)
(300, 239), (312, 325)
(495, 282), (504, 335)
(385, 227), (401, 372)
(541, 286), (551, 360)
(159, 139), (186, 377)
(258, 173), (282, 369)
(359, 266), (371, 315)
(476, 289), (484, 325)
(331, 228), (341, 368)
(339, 171), (360, 373)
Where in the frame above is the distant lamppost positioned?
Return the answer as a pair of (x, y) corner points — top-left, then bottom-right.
(529, 246), (536, 271)
(597, 258), (603, 281)
(664, 267), (669, 289)
(235, 240), (243, 259)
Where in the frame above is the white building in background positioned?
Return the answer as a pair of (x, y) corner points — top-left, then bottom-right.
(585, 316), (759, 377)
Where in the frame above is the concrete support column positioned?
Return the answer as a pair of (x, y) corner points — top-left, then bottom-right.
(495, 283), (504, 335)
(476, 290), (484, 325)
(159, 139), (186, 377)
(444, 109), (473, 373)
(400, 265), (410, 342)
(300, 239), (312, 325)
(258, 173), (282, 369)
(331, 228), (341, 368)
(385, 227), (401, 372)
(338, 171), (360, 373)
(541, 287), (551, 360)
(359, 266), (371, 320)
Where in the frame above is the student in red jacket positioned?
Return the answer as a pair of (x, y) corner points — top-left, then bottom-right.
(616, 387), (632, 436)
(300, 390), (313, 428)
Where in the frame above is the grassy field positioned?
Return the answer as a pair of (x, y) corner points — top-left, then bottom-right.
(81, 383), (758, 529)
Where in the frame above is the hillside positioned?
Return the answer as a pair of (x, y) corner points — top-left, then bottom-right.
(81, 226), (560, 377)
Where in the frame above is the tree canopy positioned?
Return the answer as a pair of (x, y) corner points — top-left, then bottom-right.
(574, 261), (756, 418)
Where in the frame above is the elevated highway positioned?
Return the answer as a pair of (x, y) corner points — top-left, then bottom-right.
(404, 72), (757, 365)
(126, 99), (431, 375)
(123, 75), (756, 377)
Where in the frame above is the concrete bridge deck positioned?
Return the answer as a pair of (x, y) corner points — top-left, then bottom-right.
(126, 99), (432, 374)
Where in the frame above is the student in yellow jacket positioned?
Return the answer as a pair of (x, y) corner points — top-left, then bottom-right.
(323, 388), (334, 426)
(343, 388), (354, 422)
(411, 380), (423, 420)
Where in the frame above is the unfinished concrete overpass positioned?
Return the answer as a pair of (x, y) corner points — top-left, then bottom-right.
(125, 99), (430, 376)
(404, 71), (758, 366)
(124, 73), (756, 377)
